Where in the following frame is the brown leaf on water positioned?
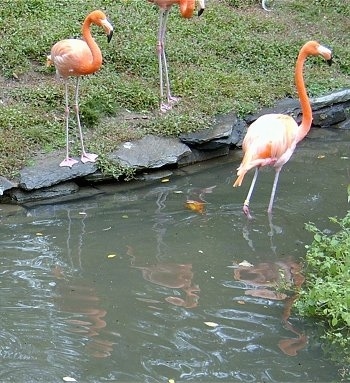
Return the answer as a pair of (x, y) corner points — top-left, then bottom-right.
(185, 200), (205, 214)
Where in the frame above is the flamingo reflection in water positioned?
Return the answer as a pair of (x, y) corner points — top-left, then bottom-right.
(129, 246), (200, 309)
(52, 207), (115, 358)
(128, 182), (218, 308)
(233, 258), (307, 356)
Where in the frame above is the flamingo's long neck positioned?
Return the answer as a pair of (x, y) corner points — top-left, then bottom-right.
(81, 16), (103, 74)
(295, 48), (312, 143)
(179, 0), (195, 18)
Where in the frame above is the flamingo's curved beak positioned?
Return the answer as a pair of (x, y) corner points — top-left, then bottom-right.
(318, 44), (332, 66)
(198, 0), (205, 16)
(102, 19), (114, 43)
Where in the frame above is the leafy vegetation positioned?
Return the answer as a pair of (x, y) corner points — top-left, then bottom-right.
(294, 212), (350, 369)
(0, 0), (349, 177)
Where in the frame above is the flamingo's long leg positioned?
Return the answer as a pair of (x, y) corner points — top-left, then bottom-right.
(73, 77), (98, 164)
(242, 167), (259, 219)
(158, 8), (180, 112)
(267, 167), (281, 214)
(60, 81), (79, 168)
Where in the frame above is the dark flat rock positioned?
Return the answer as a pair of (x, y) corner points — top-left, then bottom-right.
(109, 135), (191, 170)
(19, 154), (98, 191)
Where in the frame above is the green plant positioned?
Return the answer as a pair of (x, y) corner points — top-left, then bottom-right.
(97, 154), (135, 181)
(294, 211), (350, 365)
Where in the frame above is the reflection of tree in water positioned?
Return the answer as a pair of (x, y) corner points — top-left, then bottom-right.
(233, 258), (307, 356)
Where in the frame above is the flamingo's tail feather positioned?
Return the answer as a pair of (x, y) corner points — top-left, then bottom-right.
(233, 171), (246, 187)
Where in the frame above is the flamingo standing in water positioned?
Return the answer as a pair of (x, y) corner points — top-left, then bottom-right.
(48, 10), (113, 167)
(147, 0), (205, 112)
(233, 41), (332, 219)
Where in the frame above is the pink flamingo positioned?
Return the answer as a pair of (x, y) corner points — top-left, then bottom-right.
(49, 10), (113, 167)
(148, 0), (205, 112)
(233, 41), (332, 218)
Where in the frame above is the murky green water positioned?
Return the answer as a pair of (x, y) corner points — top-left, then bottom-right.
(1, 128), (349, 382)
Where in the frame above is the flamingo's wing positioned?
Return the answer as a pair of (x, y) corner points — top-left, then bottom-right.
(234, 114), (298, 187)
(51, 39), (93, 77)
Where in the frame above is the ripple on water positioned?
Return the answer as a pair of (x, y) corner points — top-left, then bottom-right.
(0, 329), (31, 361)
(0, 362), (74, 383)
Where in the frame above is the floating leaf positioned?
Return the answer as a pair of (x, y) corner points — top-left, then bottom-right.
(107, 254), (117, 259)
(185, 200), (205, 214)
(204, 321), (219, 328)
(63, 377), (77, 382)
(238, 260), (253, 267)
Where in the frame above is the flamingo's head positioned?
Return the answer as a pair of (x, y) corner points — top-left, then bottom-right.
(88, 10), (114, 43)
(304, 41), (333, 66)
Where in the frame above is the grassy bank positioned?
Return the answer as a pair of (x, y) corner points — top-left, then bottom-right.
(0, 0), (349, 178)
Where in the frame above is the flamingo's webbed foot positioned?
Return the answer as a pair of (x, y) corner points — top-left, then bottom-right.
(160, 102), (172, 113)
(160, 96), (181, 113)
(60, 157), (79, 168)
(81, 152), (98, 164)
(243, 204), (253, 220)
(168, 95), (181, 105)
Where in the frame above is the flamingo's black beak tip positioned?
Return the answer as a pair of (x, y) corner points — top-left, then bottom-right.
(198, 8), (204, 17)
(107, 30), (113, 43)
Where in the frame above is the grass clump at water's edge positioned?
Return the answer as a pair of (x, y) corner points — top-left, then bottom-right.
(0, 0), (349, 178)
(293, 211), (350, 374)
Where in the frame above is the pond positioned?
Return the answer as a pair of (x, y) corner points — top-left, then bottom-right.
(1, 127), (349, 382)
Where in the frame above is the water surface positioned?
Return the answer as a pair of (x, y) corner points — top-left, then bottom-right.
(1, 128), (349, 382)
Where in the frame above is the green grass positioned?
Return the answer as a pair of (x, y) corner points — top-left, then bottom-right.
(0, 0), (349, 177)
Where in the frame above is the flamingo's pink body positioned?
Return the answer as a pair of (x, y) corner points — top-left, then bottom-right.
(148, 0), (205, 112)
(233, 41), (333, 218)
(49, 10), (113, 167)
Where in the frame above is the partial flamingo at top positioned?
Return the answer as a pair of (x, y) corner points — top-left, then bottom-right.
(233, 41), (333, 219)
(48, 10), (114, 167)
(147, 0), (205, 112)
